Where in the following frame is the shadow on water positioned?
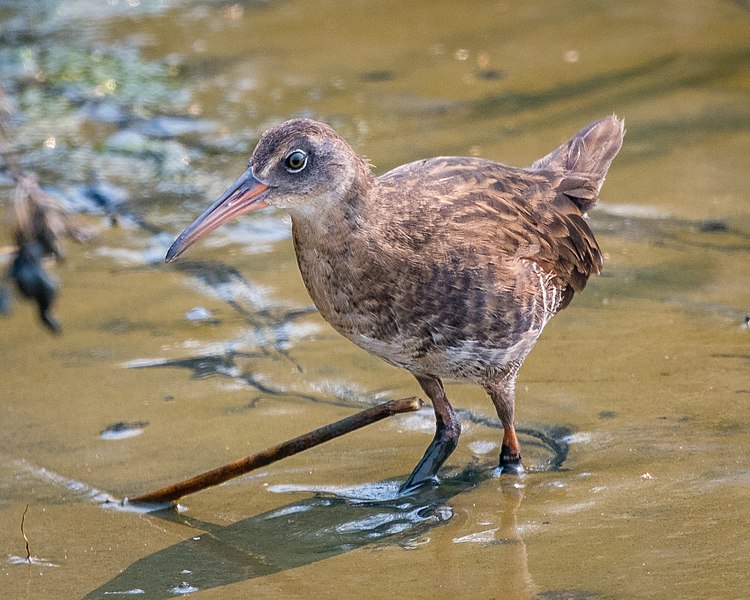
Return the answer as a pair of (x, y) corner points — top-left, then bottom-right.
(85, 467), (537, 599)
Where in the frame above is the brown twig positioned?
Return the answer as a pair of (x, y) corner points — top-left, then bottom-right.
(126, 397), (422, 506)
(20, 503), (31, 564)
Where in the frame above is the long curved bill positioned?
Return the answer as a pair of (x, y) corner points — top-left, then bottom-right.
(165, 167), (270, 263)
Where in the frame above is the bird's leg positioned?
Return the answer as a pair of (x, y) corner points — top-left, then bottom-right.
(486, 368), (525, 476)
(399, 374), (461, 494)
(499, 425), (524, 475)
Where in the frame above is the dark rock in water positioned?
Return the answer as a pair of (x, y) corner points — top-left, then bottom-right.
(697, 219), (728, 233)
(478, 68), (506, 80)
(80, 182), (129, 210)
(10, 242), (60, 334)
(100, 421), (149, 440)
(360, 70), (394, 82)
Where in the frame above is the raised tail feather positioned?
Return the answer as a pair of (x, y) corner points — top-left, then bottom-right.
(532, 115), (625, 214)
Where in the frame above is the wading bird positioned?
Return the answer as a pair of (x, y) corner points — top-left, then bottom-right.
(166, 116), (624, 493)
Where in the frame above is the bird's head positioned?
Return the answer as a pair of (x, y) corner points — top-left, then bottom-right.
(165, 118), (370, 262)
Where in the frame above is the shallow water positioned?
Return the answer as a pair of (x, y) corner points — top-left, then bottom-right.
(1, 1), (748, 599)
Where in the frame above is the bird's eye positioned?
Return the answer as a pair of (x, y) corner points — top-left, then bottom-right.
(284, 149), (308, 173)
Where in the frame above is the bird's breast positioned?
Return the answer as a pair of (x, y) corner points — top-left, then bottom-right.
(290, 214), (560, 378)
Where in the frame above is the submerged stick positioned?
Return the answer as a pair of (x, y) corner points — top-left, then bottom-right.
(126, 397), (422, 506)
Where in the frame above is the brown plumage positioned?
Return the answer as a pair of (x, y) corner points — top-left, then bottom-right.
(166, 116), (625, 492)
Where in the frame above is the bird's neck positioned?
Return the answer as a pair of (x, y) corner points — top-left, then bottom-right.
(288, 171), (377, 331)
(288, 169), (374, 248)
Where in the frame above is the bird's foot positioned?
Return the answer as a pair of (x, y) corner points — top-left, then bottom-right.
(492, 461), (525, 477)
(496, 444), (525, 476)
(398, 475), (439, 496)
(398, 417), (460, 496)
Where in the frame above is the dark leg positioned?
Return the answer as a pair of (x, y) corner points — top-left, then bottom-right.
(485, 366), (525, 475)
(399, 374), (461, 494)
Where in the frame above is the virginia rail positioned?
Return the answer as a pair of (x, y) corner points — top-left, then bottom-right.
(166, 116), (624, 492)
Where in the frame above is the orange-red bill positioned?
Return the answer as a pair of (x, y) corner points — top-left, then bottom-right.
(165, 167), (270, 263)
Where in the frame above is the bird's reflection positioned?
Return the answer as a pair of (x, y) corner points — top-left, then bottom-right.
(496, 478), (535, 598)
(85, 465), (540, 599)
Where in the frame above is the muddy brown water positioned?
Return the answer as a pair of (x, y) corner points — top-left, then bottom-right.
(1, 2), (748, 599)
